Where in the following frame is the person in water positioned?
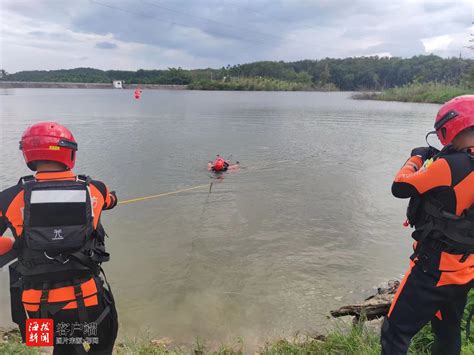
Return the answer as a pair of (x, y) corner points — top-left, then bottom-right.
(0, 122), (118, 354)
(208, 155), (239, 172)
(381, 95), (474, 354)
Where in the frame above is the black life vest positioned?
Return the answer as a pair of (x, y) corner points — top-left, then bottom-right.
(412, 198), (474, 249)
(15, 175), (109, 281)
(406, 149), (474, 251)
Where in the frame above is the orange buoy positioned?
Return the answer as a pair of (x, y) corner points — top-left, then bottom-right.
(134, 88), (142, 99)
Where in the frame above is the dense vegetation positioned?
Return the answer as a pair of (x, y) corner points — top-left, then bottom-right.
(187, 77), (327, 91)
(354, 82), (473, 104)
(2, 55), (473, 91)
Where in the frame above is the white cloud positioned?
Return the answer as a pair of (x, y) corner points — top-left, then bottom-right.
(364, 52), (392, 58)
(1, 0), (473, 72)
(0, 8), (224, 71)
(422, 34), (453, 52)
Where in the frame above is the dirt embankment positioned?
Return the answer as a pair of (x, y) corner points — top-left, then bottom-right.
(0, 81), (188, 90)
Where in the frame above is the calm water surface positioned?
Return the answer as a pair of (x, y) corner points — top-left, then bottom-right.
(0, 89), (440, 347)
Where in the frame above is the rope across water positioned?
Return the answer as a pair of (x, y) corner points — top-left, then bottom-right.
(118, 183), (212, 205)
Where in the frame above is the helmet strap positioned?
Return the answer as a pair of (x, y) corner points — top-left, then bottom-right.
(425, 130), (438, 149)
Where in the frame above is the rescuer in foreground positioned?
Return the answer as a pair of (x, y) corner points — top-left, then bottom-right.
(381, 96), (474, 354)
(0, 122), (118, 354)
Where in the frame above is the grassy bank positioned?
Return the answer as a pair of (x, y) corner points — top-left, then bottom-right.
(109, 301), (474, 354)
(188, 77), (337, 92)
(0, 324), (381, 355)
(3, 321), (474, 354)
(3, 290), (474, 354)
(353, 82), (473, 104)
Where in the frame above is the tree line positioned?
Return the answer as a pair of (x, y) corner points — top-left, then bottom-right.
(1, 55), (473, 90)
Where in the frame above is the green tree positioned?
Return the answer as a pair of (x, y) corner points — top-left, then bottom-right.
(320, 63), (331, 86)
(3, 55), (474, 90)
(468, 67), (474, 88)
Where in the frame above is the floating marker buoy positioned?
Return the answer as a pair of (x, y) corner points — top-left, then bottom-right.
(134, 88), (142, 99)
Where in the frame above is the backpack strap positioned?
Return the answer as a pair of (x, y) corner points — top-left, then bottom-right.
(72, 279), (88, 324)
(18, 175), (36, 185)
(89, 179), (108, 202)
(76, 174), (91, 185)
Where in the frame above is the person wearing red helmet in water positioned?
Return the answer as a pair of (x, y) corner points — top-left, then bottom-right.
(208, 155), (239, 172)
(0, 122), (118, 354)
(212, 156), (229, 172)
(381, 96), (474, 355)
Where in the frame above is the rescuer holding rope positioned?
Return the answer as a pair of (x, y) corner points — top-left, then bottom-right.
(381, 96), (474, 354)
(0, 122), (118, 354)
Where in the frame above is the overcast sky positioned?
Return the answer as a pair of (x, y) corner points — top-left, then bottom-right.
(1, 0), (473, 72)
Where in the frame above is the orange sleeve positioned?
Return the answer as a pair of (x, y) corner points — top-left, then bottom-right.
(393, 157), (452, 196)
(0, 237), (13, 255)
(90, 180), (117, 210)
(0, 212), (13, 256)
(0, 212), (6, 236)
(103, 187), (117, 210)
(0, 187), (23, 263)
(394, 156), (423, 180)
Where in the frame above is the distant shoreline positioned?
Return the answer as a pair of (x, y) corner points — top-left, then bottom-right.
(0, 81), (327, 92)
(352, 82), (473, 104)
(0, 81), (188, 90)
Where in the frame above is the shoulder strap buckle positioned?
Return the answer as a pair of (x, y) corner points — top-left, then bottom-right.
(76, 174), (91, 185)
(19, 175), (36, 185)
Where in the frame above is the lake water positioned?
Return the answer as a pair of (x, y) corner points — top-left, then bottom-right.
(0, 89), (440, 347)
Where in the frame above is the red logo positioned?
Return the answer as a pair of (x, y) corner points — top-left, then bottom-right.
(26, 319), (53, 346)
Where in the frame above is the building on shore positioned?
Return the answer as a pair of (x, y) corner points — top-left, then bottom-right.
(112, 80), (123, 89)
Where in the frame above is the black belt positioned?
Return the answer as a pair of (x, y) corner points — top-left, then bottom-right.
(23, 275), (93, 290)
(420, 238), (472, 262)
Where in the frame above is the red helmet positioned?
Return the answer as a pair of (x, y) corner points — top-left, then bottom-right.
(213, 158), (225, 171)
(435, 95), (474, 146)
(20, 122), (78, 170)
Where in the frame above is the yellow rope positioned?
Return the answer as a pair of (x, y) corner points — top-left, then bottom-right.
(118, 183), (210, 205)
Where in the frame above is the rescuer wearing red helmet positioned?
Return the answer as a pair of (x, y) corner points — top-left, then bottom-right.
(211, 155), (230, 172)
(20, 122), (78, 170)
(381, 96), (474, 354)
(0, 122), (118, 354)
(213, 158), (228, 172)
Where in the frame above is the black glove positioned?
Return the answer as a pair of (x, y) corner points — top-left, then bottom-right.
(410, 146), (438, 162)
(108, 191), (118, 209)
